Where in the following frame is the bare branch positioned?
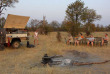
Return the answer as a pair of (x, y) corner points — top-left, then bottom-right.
(0, 0), (19, 16)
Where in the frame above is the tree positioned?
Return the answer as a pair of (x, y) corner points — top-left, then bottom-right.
(0, 17), (5, 28)
(100, 25), (105, 32)
(50, 21), (60, 31)
(81, 7), (101, 35)
(29, 19), (40, 31)
(61, 19), (68, 31)
(0, 0), (19, 16)
(106, 24), (110, 31)
(84, 23), (96, 36)
(38, 16), (49, 35)
(38, 24), (51, 35)
(66, 0), (84, 36)
(81, 8), (101, 24)
(96, 24), (100, 32)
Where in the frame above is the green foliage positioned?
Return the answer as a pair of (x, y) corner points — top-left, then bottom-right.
(84, 23), (96, 36)
(81, 7), (101, 23)
(66, 0), (84, 23)
(65, 0), (84, 36)
(95, 24), (100, 32)
(38, 25), (52, 35)
(81, 7), (101, 35)
(27, 18), (54, 35)
(105, 25), (110, 31)
(70, 23), (81, 36)
(64, 0), (102, 36)
(50, 21), (60, 31)
(38, 17), (52, 35)
(61, 20), (71, 31)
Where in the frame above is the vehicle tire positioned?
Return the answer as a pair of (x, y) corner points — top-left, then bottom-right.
(12, 41), (20, 49)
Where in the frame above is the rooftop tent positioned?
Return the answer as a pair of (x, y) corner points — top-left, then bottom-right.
(4, 14), (30, 29)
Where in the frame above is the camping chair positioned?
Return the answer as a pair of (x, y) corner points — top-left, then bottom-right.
(103, 40), (108, 46)
(94, 37), (102, 46)
(65, 37), (74, 45)
(79, 38), (88, 45)
(82, 38), (89, 45)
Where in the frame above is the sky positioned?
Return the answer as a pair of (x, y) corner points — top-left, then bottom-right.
(2, 0), (110, 26)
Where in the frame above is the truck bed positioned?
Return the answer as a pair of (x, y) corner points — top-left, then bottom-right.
(6, 34), (28, 43)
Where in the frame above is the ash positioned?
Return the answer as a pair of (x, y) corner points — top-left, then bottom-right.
(51, 50), (103, 67)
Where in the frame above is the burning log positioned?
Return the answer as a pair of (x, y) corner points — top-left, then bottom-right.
(73, 60), (110, 66)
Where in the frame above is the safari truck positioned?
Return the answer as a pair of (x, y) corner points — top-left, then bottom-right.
(0, 14), (30, 49)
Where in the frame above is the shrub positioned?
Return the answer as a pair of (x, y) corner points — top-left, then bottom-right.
(38, 25), (52, 35)
(56, 32), (62, 42)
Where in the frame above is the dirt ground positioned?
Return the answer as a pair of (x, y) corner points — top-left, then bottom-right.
(0, 32), (110, 74)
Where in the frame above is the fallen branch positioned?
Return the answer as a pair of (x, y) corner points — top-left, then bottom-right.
(51, 55), (63, 58)
(73, 60), (110, 66)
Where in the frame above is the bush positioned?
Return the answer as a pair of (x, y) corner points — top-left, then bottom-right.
(56, 32), (62, 42)
(84, 23), (96, 36)
(38, 25), (52, 35)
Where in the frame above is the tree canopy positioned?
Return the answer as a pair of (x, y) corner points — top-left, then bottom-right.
(81, 7), (101, 24)
(66, 0), (84, 24)
(0, 0), (19, 16)
(81, 7), (101, 35)
(64, 0), (101, 36)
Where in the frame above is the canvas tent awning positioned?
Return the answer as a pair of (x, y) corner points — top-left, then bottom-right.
(4, 14), (30, 29)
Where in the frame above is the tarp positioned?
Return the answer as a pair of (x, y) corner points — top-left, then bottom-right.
(4, 14), (30, 29)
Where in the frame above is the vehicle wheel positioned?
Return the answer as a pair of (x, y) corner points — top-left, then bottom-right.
(12, 41), (20, 49)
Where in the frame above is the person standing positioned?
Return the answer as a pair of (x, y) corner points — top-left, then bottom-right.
(34, 30), (39, 45)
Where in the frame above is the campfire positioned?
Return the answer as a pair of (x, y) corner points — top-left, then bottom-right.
(30, 50), (110, 68)
(40, 50), (110, 67)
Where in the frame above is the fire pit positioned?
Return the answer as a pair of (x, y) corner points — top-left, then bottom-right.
(41, 50), (110, 67)
(30, 50), (110, 68)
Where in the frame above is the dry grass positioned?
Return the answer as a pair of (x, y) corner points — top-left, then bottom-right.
(0, 32), (110, 74)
